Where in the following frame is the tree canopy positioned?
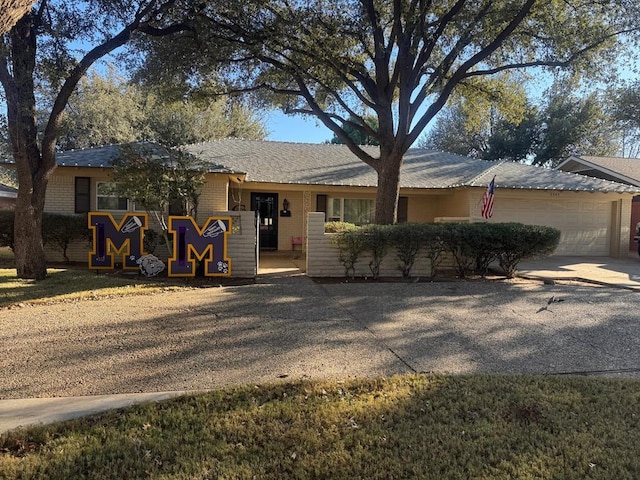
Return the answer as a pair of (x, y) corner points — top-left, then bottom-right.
(52, 69), (267, 151)
(110, 143), (206, 255)
(133, 0), (640, 223)
(329, 115), (379, 146)
(609, 81), (640, 158)
(421, 82), (618, 166)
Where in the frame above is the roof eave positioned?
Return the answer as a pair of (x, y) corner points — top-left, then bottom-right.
(557, 155), (640, 187)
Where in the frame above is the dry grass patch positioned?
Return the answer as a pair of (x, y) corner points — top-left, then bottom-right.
(1, 374), (639, 479)
(0, 268), (187, 308)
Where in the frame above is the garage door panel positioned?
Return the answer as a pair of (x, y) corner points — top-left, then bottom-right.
(492, 198), (611, 256)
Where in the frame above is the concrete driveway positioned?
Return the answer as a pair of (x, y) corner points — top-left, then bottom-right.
(1, 255), (639, 432)
(320, 279), (640, 377)
(518, 255), (640, 291)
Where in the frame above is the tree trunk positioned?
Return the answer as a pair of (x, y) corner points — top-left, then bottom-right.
(374, 151), (403, 225)
(3, 13), (50, 280)
(13, 175), (48, 279)
(0, 0), (34, 34)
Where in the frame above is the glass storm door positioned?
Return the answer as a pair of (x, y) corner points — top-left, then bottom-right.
(252, 193), (278, 250)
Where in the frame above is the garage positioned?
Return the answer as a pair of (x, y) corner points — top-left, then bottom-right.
(491, 194), (613, 255)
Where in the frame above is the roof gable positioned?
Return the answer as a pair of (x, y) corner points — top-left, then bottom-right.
(557, 155), (640, 187)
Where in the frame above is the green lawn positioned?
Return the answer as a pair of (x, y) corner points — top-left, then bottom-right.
(1, 374), (639, 479)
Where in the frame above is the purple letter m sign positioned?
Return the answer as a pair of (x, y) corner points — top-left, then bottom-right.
(88, 213), (148, 270)
(168, 216), (232, 277)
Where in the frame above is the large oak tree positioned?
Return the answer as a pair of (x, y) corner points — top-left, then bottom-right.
(0, 1), (190, 279)
(421, 83), (618, 165)
(137, 0), (640, 224)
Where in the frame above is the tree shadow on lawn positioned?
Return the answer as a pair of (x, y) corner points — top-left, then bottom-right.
(0, 265), (254, 308)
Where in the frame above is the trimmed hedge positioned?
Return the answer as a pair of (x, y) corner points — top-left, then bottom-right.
(0, 211), (89, 263)
(332, 222), (560, 279)
(325, 221), (357, 233)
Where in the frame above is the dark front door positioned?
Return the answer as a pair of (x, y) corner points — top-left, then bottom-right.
(252, 192), (278, 250)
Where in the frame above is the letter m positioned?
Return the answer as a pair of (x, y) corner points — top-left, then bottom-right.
(88, 213), (148, 270)
(168, 216), (232, 277)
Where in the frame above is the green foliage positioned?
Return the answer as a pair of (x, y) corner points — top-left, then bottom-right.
(111, 143), (205, 217)
(609, 80), (640, 158)
(131, 0), (640, 223)
(389, 223), (425, 279)
(53, 69), (143, 150)
(53, 69), (267, 151)
(359, 224), (392, 279)
(438, 223), (477, 278)
(143, 229), (167, 255)
(330, 222), (559, 279)
(465, 222), (505, 276)
(420, 223), (446, 279)
(439, 223), (560, 278)
(496, 223), (561, 278)
(0, 212), (89, 263)
(421, 81), (618, 165)
(332, 229), (366, 279)
(2, 1), (196, 280)
(329, 114), (380, 146)
(324, 221), (357, 233)
(42, 213), (89, 264)
(110, 143), (206, 257)
(534, 86), (617, 165)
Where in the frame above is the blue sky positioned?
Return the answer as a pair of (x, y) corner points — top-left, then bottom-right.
(265, 110), (333, 144)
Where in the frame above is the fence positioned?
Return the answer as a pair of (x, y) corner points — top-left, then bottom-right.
(305, 212), (454, 278)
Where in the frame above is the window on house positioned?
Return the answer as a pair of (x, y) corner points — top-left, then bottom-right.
(327, 198), (375, 225)
(75, 177), (91, 213)
(96, 182), (129, 211)
(168, 197), (185, 216)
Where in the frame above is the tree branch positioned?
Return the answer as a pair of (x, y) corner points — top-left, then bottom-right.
(41, 0), (190, 173)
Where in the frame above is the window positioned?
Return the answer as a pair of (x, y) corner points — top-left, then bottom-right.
(168, 197), (185, 216)
(96, 182), (129, 211)
(75, 177), (90, 213)
(327, 198), (375, 225)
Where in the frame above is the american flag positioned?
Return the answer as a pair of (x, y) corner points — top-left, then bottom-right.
(481, 177), (495, 219)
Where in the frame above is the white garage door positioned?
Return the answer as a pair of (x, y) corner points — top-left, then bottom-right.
(493, 198), (612, 255)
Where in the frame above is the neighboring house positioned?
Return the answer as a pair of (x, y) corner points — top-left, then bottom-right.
(3, 139), (638, 263)
(0, 182), (17, 210)
(557, 155), (640, 252)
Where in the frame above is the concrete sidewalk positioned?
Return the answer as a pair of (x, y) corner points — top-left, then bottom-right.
(0, 392), (185, 433)
(2, 254), (639, 434)
(518, 255), (640, 290)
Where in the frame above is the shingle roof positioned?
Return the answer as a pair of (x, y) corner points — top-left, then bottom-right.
(1, 142), (239, 173)
(8, 139), (634, 194)
(563, 155), (640, 186)
(184, 139), (640, 193)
